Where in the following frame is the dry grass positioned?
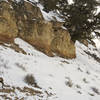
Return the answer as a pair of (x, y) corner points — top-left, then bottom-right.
(16, 86), (42, 96)
(91, 87), (100, 95)
(83, 78), (89, 83)
(0, 94), (12, 100)
(0, 88), (15, 93)
(65, 77), (73, 87)
(0, 41), (26, 55)
(84, 51), (100, 63)
(15, 63), (26, 71)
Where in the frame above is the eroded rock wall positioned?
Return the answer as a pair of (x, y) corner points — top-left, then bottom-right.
(0, 0), (76, 58)
(0, 1), (18, 42)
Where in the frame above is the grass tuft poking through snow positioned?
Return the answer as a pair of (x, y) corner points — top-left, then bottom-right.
(0, 38), (100, 100)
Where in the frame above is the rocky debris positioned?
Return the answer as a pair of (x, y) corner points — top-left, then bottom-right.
(0, 0), (76, 58)
(0, 77), (53, 100)
(0, 77), (43, 99)
(0, 85), (43, 99)
(0, 42), (26, 54)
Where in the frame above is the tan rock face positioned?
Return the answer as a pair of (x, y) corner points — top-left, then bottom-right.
(24, 1), (44, 20)
(19, 20), (54, 56)
(0, 0), (76, 58)
(0, 1), (18, 42)
(51, 28), (76, 58)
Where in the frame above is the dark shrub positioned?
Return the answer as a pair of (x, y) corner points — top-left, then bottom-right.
(24, 74), (36, 86)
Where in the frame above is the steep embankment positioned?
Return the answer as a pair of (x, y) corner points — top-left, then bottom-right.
(0, 0), (75, 58)
(0, 38), (100, 100)
(0, 0), (100, 100)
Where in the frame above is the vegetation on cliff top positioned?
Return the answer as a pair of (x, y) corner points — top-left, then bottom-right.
(40, 0), (100, 42)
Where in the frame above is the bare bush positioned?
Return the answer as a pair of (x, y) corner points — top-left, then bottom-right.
(24, 74), (40, 89)
(24, 74), (36, 86)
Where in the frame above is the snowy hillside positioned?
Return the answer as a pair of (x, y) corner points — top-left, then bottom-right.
(0, 38), (100, 100)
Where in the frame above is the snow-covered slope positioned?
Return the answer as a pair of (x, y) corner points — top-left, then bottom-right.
(0, 38), (100, 100)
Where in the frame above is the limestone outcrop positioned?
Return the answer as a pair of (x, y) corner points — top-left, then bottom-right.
(0, 1), (18, 42)
(0, 0), (76, 58)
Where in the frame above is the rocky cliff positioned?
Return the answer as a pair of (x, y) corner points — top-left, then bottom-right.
(0, 0), (76, 58)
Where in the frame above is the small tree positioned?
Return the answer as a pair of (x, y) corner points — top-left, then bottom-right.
(62, 0), (100, 42)
(41, 0), (100, 42)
